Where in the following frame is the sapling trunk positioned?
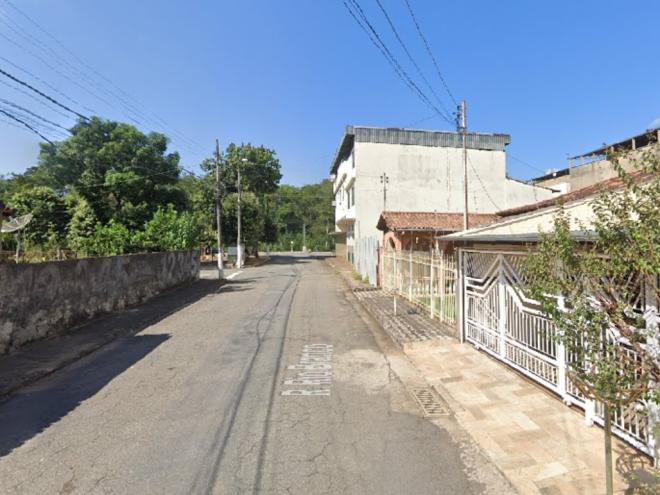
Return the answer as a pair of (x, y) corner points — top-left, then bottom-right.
(604, 403), (614, 495)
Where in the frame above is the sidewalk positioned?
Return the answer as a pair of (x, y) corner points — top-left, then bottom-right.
(326, 257), (658, 495)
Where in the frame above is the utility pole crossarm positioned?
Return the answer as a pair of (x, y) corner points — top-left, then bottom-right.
(380, 172), (389, 212)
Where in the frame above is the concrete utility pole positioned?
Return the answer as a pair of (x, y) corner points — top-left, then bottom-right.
(215, 139), (224, 278)
(302, 222), (306, 252)
(457, 101), (468, 231)
(237, 158), (247, 268)
(380, 172), (389, 211)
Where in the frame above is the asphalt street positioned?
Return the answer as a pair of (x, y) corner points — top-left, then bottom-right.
(0, 254), (513, 494)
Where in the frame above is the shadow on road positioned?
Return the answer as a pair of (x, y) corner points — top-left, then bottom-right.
(0, 278), (229, 458)
(267, 253), (331, 265)
(0, 333), (169, 458)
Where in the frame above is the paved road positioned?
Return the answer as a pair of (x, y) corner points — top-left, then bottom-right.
(0, 254), (513, 494)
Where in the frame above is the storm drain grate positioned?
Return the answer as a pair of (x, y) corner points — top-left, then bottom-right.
(409, 387), (449, 417)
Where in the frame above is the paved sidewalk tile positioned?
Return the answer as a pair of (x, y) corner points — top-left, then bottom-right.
(327, 256), (659, 494)
(407, 340), (659, 495)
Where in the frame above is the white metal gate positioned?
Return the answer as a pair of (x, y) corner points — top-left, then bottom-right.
(460, 249), (657, 460)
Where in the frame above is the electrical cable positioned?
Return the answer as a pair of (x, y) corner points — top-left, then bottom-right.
(0, 66), (88, 120)
(1, 0), (206, 154)
(374, 0), (452, 118)
(0, 107), (54, 144)
(402, 0), (458, 107)
(342, 0), (453, 125)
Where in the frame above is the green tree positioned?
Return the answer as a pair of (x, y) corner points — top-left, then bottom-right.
(138, 204), (202, 252)
(526, 142), (660, 493)
(222, 192), (264, 252)
(66, 196), (99, 255)
(10, 186), (70, 247)
(38, 117), (186, 228)
(76, 219), (132, 257)
(218, 143), (282, 195)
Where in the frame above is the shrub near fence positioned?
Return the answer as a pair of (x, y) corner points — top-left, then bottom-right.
(381, 247), (457, 327)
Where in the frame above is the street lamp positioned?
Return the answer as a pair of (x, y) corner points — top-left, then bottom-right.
(236, 157), (247, 268)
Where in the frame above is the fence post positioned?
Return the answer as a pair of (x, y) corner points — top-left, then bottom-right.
(556, 296), (570, 404)
(457, 249), (465, 342)
(394, 250), (399, 295)
(497, 255), (507, 358)
(430, 250), (436, 318)
(408, 249), (413, 302)
(440, 253), (446, 322)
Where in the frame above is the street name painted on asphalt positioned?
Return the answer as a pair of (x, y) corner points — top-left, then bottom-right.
(281, 344), (333, 396)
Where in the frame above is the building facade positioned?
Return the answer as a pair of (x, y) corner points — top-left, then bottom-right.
(533, 128), (660, 193)
(330, 126), (558, 284)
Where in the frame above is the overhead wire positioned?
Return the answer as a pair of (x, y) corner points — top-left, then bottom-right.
(0, 97), (69, 132)
(466, 151), (502, 211)
(0, 77), (73, 120)
(374, 0), (452, 118)
(402, 0), (458, 107)
(341, 0), (453, 125)
(0, 66), (88, 120)
(0, 0), (206, 155)
(0, 107), (54, 144)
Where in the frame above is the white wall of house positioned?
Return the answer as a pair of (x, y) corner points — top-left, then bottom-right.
(332, 130), (558, 285)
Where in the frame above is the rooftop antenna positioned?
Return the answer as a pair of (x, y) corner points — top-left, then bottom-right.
(1, 213), (33, 263)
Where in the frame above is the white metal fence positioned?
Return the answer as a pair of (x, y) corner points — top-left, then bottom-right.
(381, 247), (457, 327)
(460, 248), (658, 460)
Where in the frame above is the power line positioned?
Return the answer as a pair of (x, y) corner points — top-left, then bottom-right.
(507, 152), (546, 175)
(374, 0), (452, 118)
(0, 66), (88, 120)
(0, 54), (95, 115)
(466, 151), (502, 211)
(0, 98), (69, 132)
(0, 108), (68, 140)
(346, 0), (452, 123)
(0, 0), (206, 154)
(0, 77), (73, 120)
(0, 107), (54, 144)
(342, 0), (453, 125)
(403, 0), (458, 107)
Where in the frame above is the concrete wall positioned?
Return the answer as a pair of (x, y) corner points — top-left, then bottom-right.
(0, 250), (199, 354)
(536, 142), (659, 193)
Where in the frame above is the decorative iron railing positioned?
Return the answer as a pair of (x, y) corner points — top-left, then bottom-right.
(460, 248), (658, 460)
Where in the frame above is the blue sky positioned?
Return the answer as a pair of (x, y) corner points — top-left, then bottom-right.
(0, 0), (658, 185)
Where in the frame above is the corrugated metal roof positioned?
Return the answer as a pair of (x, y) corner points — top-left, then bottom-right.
(329, 125), (511, 175)
(353, 126), (510, 150)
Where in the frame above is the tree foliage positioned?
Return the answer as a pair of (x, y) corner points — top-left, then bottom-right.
(1, 120), (332, 261)
(525, 141), (660, 488)
(10, 186), (69, 246)
(38, 117), (186, 228)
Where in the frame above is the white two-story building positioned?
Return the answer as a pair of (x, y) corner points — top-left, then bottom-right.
(330, 125), (559, 284)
